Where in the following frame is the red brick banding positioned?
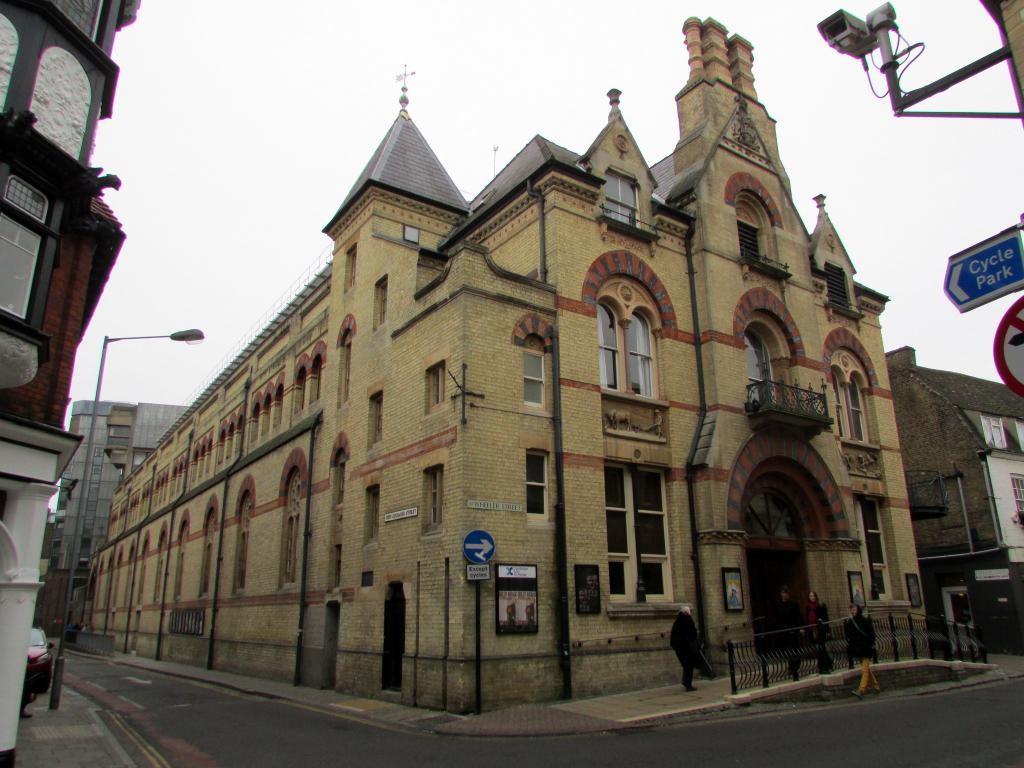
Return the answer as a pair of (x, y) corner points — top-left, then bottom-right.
(723, 172), (783, 228)
(511, 313), (553, 350)
(725, 429), (848, 538)
(733, 287), (805, 360)
(822, 328), (880, 389)
(580, 251), (679, 332)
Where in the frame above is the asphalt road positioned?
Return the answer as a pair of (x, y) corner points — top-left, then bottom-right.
(67, 655), (1024, 768)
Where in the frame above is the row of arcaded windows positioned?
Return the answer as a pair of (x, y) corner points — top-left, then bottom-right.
(94, 467), (307, 614)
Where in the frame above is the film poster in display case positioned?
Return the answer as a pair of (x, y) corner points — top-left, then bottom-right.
(496, 564), (538, 634)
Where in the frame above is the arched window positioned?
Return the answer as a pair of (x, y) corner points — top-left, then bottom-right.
(273, 384), (284, 428)
(598, 304), (619, 389)
(831, 364), (869, 442)
(235, 491), (252, 592)
(745, 330), (771, 382)
(338, 332), (352, 404)
(294, 368), (307, 413)
(734, 192), (777, 264)
(112, 551), (122, 609)
(596, 282), (660, 398)
(282, 471), (301, 584)
(261, 393), (272, 436)
(309, 355), (322, 403)
(627, 313), (653, 397)
(251, 402), (261, 448)
(226, 424), (235, 459)
(217, 429), (226, 465)
(199, 507), (215, 596)
(744, 492), (798, 538)
(138, 540), (149, 605)
(154, 529), (166, 602)
(173, 520), (189, 600)
(332, 450), (346, 508)
(124, 545), (134, 608)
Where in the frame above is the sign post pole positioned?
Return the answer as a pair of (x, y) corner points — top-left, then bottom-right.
(475, 579), (481, 715)
(462, 529), (494, 715)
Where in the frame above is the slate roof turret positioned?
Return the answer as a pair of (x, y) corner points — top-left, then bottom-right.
(323, 112), (467, 233)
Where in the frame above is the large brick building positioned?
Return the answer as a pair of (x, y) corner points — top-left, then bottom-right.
(89, 17), (921, 711)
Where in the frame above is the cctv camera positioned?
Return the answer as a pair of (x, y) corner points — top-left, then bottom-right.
(866, 3), (897, 32)
(817, 9), (879, 58)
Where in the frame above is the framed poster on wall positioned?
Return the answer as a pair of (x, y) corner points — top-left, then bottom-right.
(574, 564), (601, 614)
(848, 570), (865, 606)
(905, 573), (923, 608)
(496, 564), (539, 634)
(722, 567), (744, 611)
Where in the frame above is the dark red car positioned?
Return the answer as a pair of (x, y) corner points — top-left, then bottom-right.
(25, 627), (53, 695)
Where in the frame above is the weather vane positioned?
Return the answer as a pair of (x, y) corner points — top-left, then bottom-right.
(396, 65), (416, 111)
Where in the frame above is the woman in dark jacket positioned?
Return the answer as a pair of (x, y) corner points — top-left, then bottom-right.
(844, 603), (879, 697)
(670, 607), (699, 691)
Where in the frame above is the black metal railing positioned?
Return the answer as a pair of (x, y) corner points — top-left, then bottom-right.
(725, 613), (986, 694)
(599, 205), (658, 236)
(745, 380), (830, 422)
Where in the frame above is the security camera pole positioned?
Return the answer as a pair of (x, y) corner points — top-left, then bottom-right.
(49, 329), (204, 710)
(818, 2), (1022, 120)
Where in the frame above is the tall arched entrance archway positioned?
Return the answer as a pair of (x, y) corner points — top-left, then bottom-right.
(727, 430), (848, 636)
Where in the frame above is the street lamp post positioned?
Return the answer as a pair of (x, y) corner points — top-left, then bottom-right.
(49, 328), (203, 709)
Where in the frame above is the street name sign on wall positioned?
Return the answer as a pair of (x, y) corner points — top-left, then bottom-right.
(944, 226), (1024, 313)
(994, 294), (1024, 397)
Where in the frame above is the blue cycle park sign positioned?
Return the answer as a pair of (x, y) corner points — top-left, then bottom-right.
(944, 226), (1024, 313)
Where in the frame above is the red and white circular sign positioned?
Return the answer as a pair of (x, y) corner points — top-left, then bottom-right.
(994, 294), (1024, 397)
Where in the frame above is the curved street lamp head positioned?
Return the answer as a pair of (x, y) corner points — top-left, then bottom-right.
(169, 328), (205, 344)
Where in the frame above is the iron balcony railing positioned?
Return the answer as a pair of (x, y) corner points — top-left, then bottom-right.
(599, 204), (658, 236)
(745, 379), (830, 422)
(725, 614), (986, 694)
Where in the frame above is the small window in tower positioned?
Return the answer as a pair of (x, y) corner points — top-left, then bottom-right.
(824, 263), (850, 308)
(403, 225), (420, 244)
(737, 221), (760, 260)
(374, 276), (388, 329)
(604, 172), (637, 226)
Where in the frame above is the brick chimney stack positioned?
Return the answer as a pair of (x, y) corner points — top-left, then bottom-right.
(682, 18), (756, 99)
(727, 34), (757, 100)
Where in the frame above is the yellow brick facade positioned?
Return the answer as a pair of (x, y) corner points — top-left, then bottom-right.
(88, 18), (921, 712)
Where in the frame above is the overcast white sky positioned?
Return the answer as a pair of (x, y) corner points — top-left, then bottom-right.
(69, 1), (1024, 412)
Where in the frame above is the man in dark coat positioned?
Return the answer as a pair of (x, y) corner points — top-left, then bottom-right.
(670, 607), (699, 691)
(775, 585), (803, 677)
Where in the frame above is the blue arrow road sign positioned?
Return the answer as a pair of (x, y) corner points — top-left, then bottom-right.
(463, 529), (495, 563)
(944, 226), (1024, 313)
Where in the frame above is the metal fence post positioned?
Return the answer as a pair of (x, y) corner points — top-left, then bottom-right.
(760, 651), (769, 689)
(888, 614), (899, 662)
(908, 613), (918, 660)
(727, 640), (737, 695)
(952, 621), (964, 662)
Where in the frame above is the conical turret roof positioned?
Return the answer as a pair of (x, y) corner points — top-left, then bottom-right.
(324, 112), (467, 233)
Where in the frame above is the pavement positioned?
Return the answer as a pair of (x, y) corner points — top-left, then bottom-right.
(13, 651), (1024, 766)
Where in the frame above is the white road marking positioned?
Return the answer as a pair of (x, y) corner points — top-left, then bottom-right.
(123, 676), (152, 685)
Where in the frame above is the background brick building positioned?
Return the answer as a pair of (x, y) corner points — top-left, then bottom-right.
(888, 346), (1024, 654)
